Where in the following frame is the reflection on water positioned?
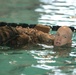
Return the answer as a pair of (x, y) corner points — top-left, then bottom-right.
(0, 44), (76, 75)
(0, 0), (76, 75)
(36, 0), (76, 27)
(29, 45), (76, 75)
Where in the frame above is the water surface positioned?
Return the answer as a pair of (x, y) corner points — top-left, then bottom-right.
(0, 0), (76, 75)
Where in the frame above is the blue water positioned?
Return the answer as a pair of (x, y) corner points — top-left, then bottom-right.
(0, 0), (76, 75)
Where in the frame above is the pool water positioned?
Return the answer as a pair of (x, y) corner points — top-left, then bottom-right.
(0, 0), (76, 75)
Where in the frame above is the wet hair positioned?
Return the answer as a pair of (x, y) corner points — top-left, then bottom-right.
(0, 26), (19, 46)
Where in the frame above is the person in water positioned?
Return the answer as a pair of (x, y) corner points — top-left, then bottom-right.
(0, 24), (73, 48)
(54, 26), (73, 47)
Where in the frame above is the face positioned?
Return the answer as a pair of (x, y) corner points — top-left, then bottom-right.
(54, 27), (72, 46)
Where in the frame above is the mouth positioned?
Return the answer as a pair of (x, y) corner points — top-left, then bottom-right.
(55, 42), (61, 46)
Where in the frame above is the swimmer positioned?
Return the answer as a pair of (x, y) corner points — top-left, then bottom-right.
(0, 25), (73, 48)
(54, 26), (73, 47)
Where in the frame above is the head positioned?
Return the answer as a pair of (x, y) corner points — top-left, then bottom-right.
(54, 26), (73, 46)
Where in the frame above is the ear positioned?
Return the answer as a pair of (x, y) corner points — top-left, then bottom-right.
(67, 40), (72, 47)
(68, 39), (72, 44)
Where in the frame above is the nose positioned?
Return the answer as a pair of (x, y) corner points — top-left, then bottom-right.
(57, 36), (62, 41)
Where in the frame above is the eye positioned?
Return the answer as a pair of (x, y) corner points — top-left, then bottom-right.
(63, 36), (67, 38)
(63, 35), (67, 38)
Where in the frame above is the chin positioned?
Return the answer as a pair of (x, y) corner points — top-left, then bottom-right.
(54, 43), (71, 48)
(54, 44), (61, 46)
